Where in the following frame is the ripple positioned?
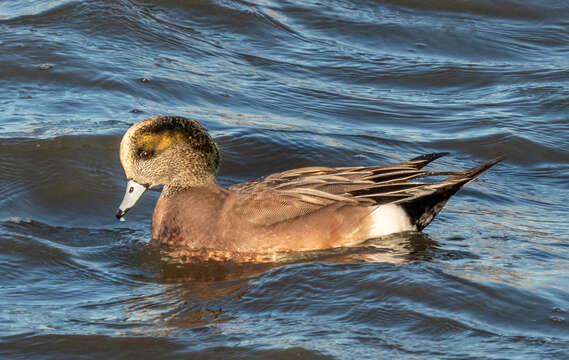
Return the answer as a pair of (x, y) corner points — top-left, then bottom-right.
(1, 0), (569, 358)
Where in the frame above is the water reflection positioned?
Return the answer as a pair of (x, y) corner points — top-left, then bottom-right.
(152, 232), (439, 329)
(325, 232), (439, 264)
(157, 231), (439, 282)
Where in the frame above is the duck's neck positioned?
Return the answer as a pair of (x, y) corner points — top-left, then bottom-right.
(161, 178), (223, 198)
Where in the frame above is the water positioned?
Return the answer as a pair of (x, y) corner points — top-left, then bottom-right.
(1, 0), (568, 358)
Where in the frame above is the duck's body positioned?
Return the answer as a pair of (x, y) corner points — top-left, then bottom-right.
(151, 183), (379, 253)
(116, 116), (502, 259)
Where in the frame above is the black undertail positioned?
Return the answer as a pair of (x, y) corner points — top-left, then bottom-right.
(399, 156), (503, 230)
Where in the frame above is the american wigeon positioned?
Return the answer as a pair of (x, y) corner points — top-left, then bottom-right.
(116, 116), (502, 260)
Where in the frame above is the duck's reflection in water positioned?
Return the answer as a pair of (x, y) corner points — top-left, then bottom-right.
(158, 231), (437, 280)
(150, 232), (438, 329)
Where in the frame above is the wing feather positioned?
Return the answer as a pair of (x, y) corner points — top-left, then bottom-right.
(227, 153), (457, 225)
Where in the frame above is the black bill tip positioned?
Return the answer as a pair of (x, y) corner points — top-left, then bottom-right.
(115, 209), (127, 220)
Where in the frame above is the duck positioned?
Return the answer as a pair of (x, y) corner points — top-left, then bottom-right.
(116, 115), (502, 260)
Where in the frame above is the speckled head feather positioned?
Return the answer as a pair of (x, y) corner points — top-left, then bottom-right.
(119, 116), (220, 193)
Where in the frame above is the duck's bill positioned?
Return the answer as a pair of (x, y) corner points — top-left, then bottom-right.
(116, 180), (148, 220)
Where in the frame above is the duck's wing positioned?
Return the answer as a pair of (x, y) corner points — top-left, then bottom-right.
(228, 153), (499, 228)
(230, 153), (502, 229)
(229, 152), (450, 194)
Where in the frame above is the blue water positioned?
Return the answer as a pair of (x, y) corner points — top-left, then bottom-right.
(1, 0), (568, 358)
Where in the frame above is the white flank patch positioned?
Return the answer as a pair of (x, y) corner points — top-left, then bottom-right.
(368, 204), (415, 238)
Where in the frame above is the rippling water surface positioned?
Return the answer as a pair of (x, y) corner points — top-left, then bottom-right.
(1, 0), (569, 358)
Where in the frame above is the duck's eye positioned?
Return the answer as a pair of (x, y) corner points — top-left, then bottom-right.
(137, 149), (153, 159)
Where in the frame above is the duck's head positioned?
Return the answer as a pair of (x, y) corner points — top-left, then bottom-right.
(116, 116), (219, 219)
